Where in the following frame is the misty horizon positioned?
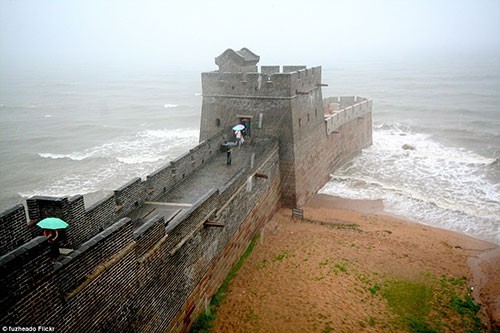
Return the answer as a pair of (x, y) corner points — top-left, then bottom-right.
(1, 0), (500, 74)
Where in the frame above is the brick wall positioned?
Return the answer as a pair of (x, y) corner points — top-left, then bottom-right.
(294, 111), (373, 206)
(166, 146), (282, 332)
(0, 205), (31, 254)
(0, 140), (282, 333)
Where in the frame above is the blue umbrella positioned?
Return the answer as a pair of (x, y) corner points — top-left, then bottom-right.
(232, 124), (245, 131)
(36, 217), (68, 230)
(223, 142), (237, 147)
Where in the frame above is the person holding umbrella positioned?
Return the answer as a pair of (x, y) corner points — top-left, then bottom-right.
(37, 217), (68, 257)
(233, 124), (245, 148)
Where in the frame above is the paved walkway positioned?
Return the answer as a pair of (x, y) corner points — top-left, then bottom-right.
(128, 141), (273, 227)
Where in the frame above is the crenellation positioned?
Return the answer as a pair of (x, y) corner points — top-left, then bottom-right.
(0, 204), (31, 255)
(0, 236), (52, 311)
(261, 65), (280, 74)
(283, 65), (307, 73)
(202, 67), (322, 99)
(82, 193), (116, 244)
(114, 177), (145, 214)
(324, 96), (372, 135)
(134, 215), (165, 257)
(55, 217), (133, 296)
(64, 195), (86, 248)
(145, 163), (175, 200)
(26, 196), (69, 223)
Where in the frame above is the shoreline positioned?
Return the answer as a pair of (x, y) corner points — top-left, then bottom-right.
(314, 194), (499, 246)
(305, 194), (500, 329)
(210, 194), (500, 332)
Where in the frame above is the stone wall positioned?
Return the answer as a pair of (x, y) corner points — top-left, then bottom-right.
(199, 67), (322, 142)
(291, 96), (372, 207)
(167, 145), (282, 332)
(294, 109), (373, 206)
(324, 96), (372, 135)
(0, 140), (281, 333)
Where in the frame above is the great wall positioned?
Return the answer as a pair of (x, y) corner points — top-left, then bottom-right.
(0, 48), (372, 332)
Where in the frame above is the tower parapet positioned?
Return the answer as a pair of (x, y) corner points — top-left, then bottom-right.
(201, 66), (321, 99)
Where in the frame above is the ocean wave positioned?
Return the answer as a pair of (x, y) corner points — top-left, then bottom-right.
(164, 104), (178, 108)
(30, 128), (199, 201)
(322, 174), (499, 221)
(38, 152), (91, 161)
(38, 128), (198, 163)
(321, 125), (500, 243)
(371, 125), (495, 165)
(138, 128), (199, 139)
(116, 155), (165, 164)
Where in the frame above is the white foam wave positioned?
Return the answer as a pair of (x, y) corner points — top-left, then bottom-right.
(321, 125), (500, 244)
(164, 103), (178, 108)
(44, 114), (52, 118)
(39, 128), (198, 163)
(38, 152), (91, 161)
(30, 128), (199, 201)
(139, 128), (199, 139)
(116, 155), (165, 164)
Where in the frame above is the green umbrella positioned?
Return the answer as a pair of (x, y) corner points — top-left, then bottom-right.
(36, 217), (68, 230)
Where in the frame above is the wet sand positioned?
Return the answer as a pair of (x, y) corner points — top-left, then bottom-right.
(210, 194), (499, 332)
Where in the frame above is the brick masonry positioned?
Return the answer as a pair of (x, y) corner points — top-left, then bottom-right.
(0, 50), (372, 333)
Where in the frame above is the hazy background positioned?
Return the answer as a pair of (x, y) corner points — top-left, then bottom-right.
(1, 0), (500, 73)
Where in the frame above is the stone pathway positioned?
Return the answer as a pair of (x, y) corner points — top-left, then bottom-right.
(128, 141), (268, 226)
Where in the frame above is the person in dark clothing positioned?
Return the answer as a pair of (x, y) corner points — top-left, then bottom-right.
(226, 146), (232, 165)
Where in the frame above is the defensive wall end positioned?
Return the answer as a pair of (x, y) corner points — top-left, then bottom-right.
(1, 48), (372, 332)
(292, 95), (372, 207)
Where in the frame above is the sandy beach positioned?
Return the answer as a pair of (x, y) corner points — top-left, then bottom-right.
(209, 195), (500, 332)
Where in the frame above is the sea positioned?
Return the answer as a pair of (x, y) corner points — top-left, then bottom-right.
(1, 52), (499, 244)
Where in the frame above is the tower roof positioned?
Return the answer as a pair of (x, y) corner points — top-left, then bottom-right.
(215, 48), (260, 67)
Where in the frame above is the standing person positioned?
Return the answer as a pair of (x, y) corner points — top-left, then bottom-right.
(235, 130), (243, 148)
(226, 146), (232, 165)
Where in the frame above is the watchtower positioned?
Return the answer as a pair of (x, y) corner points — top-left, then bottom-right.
(200, 48), (326, 207)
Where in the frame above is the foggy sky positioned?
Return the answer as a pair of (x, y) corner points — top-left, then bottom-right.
(1, 0), (500, 72)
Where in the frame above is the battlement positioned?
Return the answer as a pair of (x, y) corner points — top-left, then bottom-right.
(202, 66), (322, 98)
(324, 96), (373, 135)
(0, 133), (224, 256)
